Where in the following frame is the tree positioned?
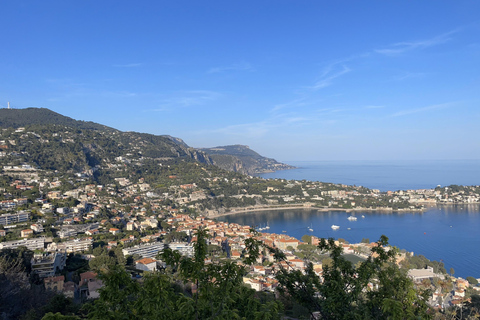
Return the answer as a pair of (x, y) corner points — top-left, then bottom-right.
(88, 229), (282, 320)
(463, 294), (480, 318)
(301, 234), (312, 244)
(272, 235), (431, 319)
(450, 267), (455, 277)
(467, 276), (478, 285)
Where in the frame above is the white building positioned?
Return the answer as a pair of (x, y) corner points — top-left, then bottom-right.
(48, 238), (93, 253)
(31, 251), (67, 278)
(122, 241), (165, 258)
(0, 237), (45, 250)
(0, 211), (30, 225)
(168, 242), (194, 258)
(135, 258), (158, 272)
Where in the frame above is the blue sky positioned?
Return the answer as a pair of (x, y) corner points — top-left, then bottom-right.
(1, 1), (479, 161)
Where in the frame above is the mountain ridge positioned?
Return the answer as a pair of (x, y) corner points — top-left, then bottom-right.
(0, 107), (294, 175)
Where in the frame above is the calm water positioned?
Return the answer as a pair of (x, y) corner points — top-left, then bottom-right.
(219, 205), (480, 279)
(260, 160), (480, 191)
(228, 160), (480, 278)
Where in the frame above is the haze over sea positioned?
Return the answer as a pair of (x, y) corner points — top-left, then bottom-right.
(220, 160), (480, 279)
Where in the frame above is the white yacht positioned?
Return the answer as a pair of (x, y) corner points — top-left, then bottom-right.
(331, 225), (340, 230)
(347, 216), (357, 221)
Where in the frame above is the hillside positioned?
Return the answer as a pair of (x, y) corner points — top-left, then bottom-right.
(0, 108), (293, 176)
(200, 145), (295, 175)
(0, 107), (114, 132)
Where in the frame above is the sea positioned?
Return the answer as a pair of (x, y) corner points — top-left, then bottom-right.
(218, 160), (480, 279)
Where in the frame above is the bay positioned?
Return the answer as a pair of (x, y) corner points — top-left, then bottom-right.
(220, 160), (480, 279)
(218, 205), (480, 279)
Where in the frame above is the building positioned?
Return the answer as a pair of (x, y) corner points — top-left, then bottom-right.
(48, 238), (93, 253)
(30, 224), (44, 233)
(63, 281), (77, 298)
(44, 275), (65, 292)
(109, 228), (120, 235)
(31, 251), (67, 278)
(407, 267), (445, 281)
(0, 237), (45, 250)
(80, 271), (98, 286)
(79, 271), (103, 299)
(21, 229), (34, 238)
(168, 242), (194, 258)
(58, 228), (78, 239)
(0, 230), (5, 237)
(122, 241), (165, 258)
(135, 257), (158, 272)
(274, 238), (300, 250)
(0, 211), (30, 225)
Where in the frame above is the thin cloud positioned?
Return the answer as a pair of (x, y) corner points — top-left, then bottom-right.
(365, 105), (385, 109)
(113, 63), (143, 68)
(271, 98), (310, 113)
(311, 64), (351, 90)
(375, 29), (459, 55)
(152, 90), (221, 111)
(207, 62), (254, 74)
(390, 102), (456, 117)
(206, 113), (312, 138)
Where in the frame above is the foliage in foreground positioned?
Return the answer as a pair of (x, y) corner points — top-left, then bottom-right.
(256, 235), (432, 320)
(87, 229), (282, 320)
(85, 232), (432, 320)
(5, 231), (437, 319)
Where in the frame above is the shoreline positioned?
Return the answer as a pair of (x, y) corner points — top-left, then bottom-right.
(208, 204), (425, 218)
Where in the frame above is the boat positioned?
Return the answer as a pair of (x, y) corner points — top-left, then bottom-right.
(331, 225), (340, 230)
(265, 223), (270, 230)
(347, 216), (357, 221)
(308, 224), (313, 232)
(347, 227), (351, 230)
(361, 215), (365, 218)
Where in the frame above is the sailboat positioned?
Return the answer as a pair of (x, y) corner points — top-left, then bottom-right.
(308, 224), (313, 232)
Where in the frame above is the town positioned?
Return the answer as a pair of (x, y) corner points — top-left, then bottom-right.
(2, 124), (480, 319)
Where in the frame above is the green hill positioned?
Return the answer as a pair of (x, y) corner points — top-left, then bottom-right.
(0, 108), (293, 177)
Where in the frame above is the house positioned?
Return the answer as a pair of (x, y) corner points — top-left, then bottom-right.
(85, 229), (99, 236)
(243, 278), (262, 291)
(253, 266), (266, 275)
(135, 257), (158, 272)
(274, 238), (300, 250)
(456, 278), (470, 289)
(63, 281), (77, 298)
(21, 229), (34, 238)
(109, 228), (120, 235)
(0, 230), (5, 237)
(31, 224), (44, 233)
(80, 271), (98, 286)
(87, 279), (104, 299)
(44, 275), (65, 292)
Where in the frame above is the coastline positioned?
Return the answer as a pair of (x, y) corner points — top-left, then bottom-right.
(207, 203), (425, 218)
